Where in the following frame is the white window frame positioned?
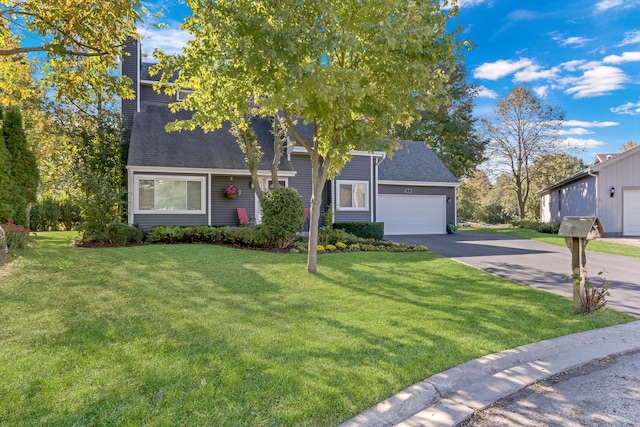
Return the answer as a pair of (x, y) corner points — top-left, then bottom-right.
(134, 175), (206, 214)
(336, 180), (369, 211)
(176, 89), (194, 101)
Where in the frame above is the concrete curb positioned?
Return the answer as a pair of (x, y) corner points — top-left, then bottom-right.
(339, 320), (640, 427)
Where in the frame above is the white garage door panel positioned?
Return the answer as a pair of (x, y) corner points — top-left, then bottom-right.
(623, 190), (640, 236)
(378, 195), (446, 235)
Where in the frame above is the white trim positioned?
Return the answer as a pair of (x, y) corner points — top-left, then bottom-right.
(207, 174), (212, 226)
(336, 180), (369, 211)
(370, 157), (374, 222)
(136, 41), (141, 113)
(134, 174), (207, 215)
(128, 168), (134, 223)
(378, 180), (460, 187)
(140, 79), (165, 86)
(127, 165), (296, 177)
(177, 89), (194, 101)
(290, 145), (385, 158)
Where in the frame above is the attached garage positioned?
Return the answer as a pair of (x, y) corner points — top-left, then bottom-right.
(378, 194), (446, 235)
(623, 189), (640, 236)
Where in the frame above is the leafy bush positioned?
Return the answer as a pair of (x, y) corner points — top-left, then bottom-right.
(515, 220), (561, 234)
(332, 222), (384, 240)
(261, 188), (304, 248)
(30, 195), (82, 231)
(317, 227), (356, 246)
(105, 223), (144, 246)
(536, 221), (561, 234)
(0, 219), (30, 250)
(146, 225), (269, 248)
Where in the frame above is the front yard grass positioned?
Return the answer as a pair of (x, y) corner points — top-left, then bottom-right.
(460, 226), (640, 258)
(0, 232), (633, 426)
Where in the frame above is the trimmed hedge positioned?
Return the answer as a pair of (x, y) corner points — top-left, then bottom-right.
(105, 223), (144, 246)
(332, 222), (384, 240)
(146, 225), (269, 247)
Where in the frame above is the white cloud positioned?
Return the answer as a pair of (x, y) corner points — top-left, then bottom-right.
(611, 100), (640, 115)
(441, 0), (488, 9)
(619, 30), (640, 46)
(558, 128), (594, 135)
(562, 120), (620, 128)
(603, 51), (640, 64)
(595, 0), (623, 12)
(561, 36), (594, 47)
(457, 0), (489, 6)
(514, 65), (558, 82)
(477, 85), (499, 98)
(550, 32), (594, 48)
(473, 58), (533, 80)
(559, 60), (588, 71)
(533, 85), (549, 99)
(561, 66), (629, 98)
(138, 25), (192, 56)
(507, 9), (541, 21)
(562, 138), (607, 149)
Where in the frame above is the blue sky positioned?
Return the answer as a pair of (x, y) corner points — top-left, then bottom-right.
(139, 0), (640, 163)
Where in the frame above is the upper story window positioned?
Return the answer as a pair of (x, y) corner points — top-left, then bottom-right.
(176, 89), (194, 101)
(134, 175), (206, 214)
(336, 180), (368, 211)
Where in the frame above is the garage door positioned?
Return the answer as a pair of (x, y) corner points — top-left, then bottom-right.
(378, 194), (446, 235)
(623, 189), (640, 236)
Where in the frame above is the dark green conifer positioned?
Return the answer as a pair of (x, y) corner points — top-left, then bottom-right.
(2, 106), (39, 225)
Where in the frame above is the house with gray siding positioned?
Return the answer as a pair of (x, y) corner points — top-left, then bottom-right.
(121, 40), (459, 235)
(538, 146), (640, 236)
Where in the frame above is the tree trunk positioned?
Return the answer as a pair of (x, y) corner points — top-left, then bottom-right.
(306, 152), (330, 273)
(271, 116), (284, 189)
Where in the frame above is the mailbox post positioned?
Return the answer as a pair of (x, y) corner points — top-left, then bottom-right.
(558, 217), (605, 313)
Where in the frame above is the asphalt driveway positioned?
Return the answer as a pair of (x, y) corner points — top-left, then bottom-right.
(390, 233), (640, 317)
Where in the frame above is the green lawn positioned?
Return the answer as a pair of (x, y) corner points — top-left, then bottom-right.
(459, 226), (640, 258)
(0, 232), (633, 426)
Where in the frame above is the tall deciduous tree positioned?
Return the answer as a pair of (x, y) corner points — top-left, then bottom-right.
(0, 0), (141, 100)
(393, 63), (486, 178)
(2, 106), (38, 226)
(457, 169), (491, 222)
(155, 0), (463, 272)
(481, 84), (565, 220)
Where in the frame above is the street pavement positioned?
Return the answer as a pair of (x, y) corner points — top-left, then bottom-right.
(338, 233), (640, 427)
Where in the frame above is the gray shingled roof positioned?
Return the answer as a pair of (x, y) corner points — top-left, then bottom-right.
(127, 103), (295, 172)
(379, 141), (459, 183)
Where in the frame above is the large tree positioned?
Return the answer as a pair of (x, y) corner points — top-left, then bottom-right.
(457, 169), (491, 222)
(393, 63), (486, 178)
(2, 106), (38, 226)
(0, 0), (141, 100)
(156, 0), (463, 272)
(481, 84), (565, 220)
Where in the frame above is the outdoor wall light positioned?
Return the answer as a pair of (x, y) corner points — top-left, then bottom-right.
(447, 196), (452, 203)
(610, 186), (615, 197)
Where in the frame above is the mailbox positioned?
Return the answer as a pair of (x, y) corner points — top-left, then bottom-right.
(558, 216), (605, 313)
(558, 216), (604, 241)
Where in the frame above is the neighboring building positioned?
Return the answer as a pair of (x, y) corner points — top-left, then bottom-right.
(121, 41), (459, 235)
(538, 146), (640, 236)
